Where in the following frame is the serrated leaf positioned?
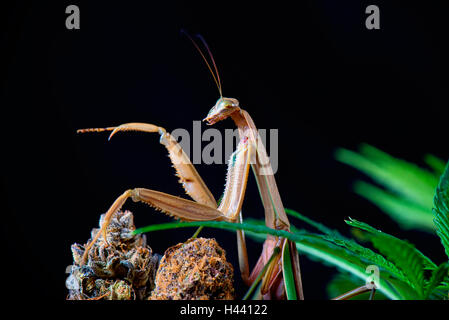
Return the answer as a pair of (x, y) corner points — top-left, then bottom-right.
(286, 210), (414, 283)
(424, 262), (449, 299)
(321, 234), (408, 283)
(294, 233), (411, 299)
(335, 144), (439, 232)
(353, 181), (436, 231)
(433, 161), (449, 259)
(346, 218), (435, 298)
(285, 208), (345, 238)
(424, 154), (447, 176)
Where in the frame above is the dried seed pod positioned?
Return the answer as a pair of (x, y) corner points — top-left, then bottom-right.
(67, 210), (160, 300)
(150, 237), (235, 300)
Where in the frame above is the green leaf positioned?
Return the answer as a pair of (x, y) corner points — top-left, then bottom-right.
(285, 208), (344, 238)
(293, 233), (410, 299)
(246, 216), (408, 284)
(321, 233), (408, 283)
(353, 181), (436, 231)
(335, 144), (439, 232)
(424, 262), (449, 299)
(285, 210), (410, 283)
(433, 161), (449, 259)
(424, 154), (447, 176)
(346, 218), (435, 298)
(282, 242), (297, 300)
(134, 220), (297, 241)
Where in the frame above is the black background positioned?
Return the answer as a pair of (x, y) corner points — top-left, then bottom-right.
(1, 0), (448, 301)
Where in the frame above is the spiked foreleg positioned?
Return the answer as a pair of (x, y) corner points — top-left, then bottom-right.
(218, 140), (254, 284)
(218, 140), (252, 220)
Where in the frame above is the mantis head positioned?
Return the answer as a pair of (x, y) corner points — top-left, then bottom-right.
(203, 97), (240, 125)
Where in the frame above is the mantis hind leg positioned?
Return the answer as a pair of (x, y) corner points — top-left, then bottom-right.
(81, 187), (225, 265)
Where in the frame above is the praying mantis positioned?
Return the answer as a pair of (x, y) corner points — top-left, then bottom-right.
(77, 33), (304, 300)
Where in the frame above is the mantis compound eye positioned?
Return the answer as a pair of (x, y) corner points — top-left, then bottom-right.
(221, 102), (232, 109)
(217, 97), (239, 109)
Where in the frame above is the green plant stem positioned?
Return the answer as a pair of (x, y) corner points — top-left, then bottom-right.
(191, 226), (204, 239)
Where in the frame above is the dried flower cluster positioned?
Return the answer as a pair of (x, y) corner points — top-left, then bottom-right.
(150, 237), (235, 300)
(67, 210), (160, 300)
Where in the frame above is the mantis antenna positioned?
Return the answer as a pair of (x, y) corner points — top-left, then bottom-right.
(181, 29), (223, 97)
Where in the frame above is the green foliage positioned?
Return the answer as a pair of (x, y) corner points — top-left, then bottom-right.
(424, 262), (449, 299)
(424, 154), (447, 176)
(135, 212), (447, 299)
(133, 151), (449, 300)
(433, 162), (449, 259)
(282, 243), (297, 300)
(345, 218), (434, 298)
(284, 208), (342, 237)
(285, 210), (408, 284)
(134, 220), (297, 241)
(335, 144), (442, 232)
